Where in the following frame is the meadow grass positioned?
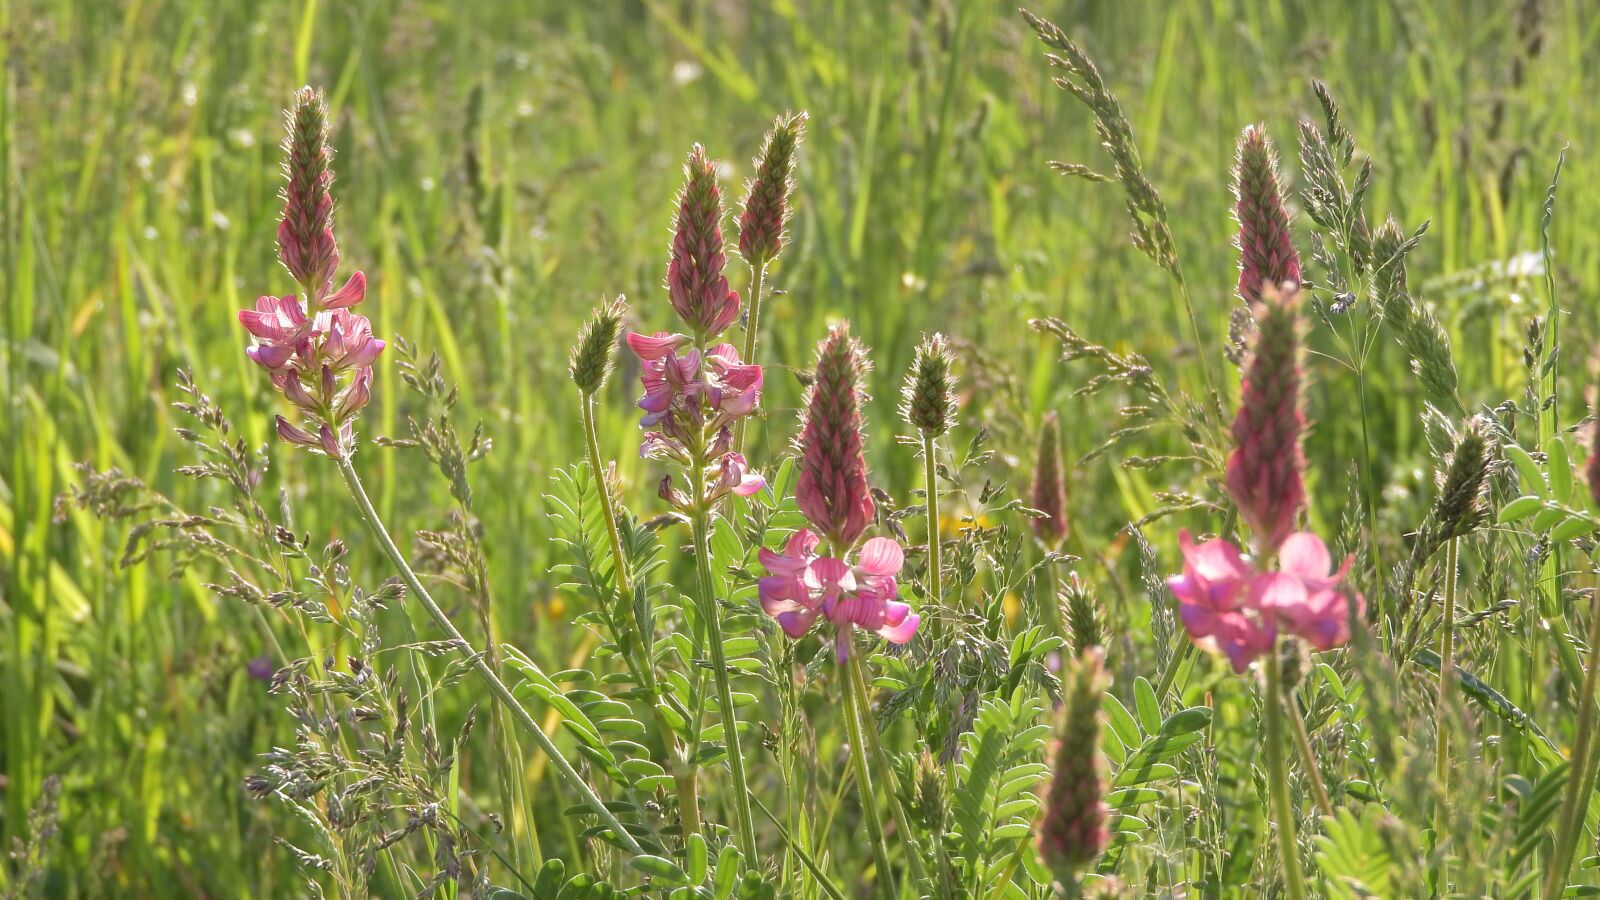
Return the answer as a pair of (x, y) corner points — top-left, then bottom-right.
(5, 0), (1600, 895)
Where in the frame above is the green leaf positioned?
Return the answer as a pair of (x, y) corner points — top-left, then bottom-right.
(1133, 677), (1161, 734)
(1499, 495), (1545, 523)
(630, 855), (691, 885)
(1505, 444), (1548, 498)
(1551, 437), (1574, 503)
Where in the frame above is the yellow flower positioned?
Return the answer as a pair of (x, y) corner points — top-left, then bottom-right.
(547, 595), (568, 620)
(1003, 592), (1021, 628)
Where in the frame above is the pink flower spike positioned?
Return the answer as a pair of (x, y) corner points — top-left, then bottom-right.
(321, 271), (367, 309)
(627, 331), (691, 361)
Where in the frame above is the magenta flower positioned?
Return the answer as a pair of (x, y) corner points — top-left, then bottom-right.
(667, 145), (741, 338)
(240, 295), (310, 370)
(316, 309), (386, 371)
(1168, 529), (1362, 672)
(758, 530), (920, 662)
(711, 452), (765, 500)
(796, 324), (876, 550)
(626, 332), (763, 474)
(1168, 531), (1274, 673)
(1253, 533), (1363, 651)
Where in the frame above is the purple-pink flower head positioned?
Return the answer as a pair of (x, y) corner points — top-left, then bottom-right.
(1233, 124), (1301, 304)
(1168, 529), (1362, 672)
(626, 332), (762, 456)
(668, 145), (741, 339)
(796, 324), (875, 550)
(1225, 284), (1305, 556)
(279, 87), (341, 297)
(758, 530), (919, 662)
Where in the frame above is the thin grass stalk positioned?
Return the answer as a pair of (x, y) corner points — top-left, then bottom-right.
(1263, 640), (1309, 900)
(687, 457), (759, 856)
(848, 649), (932, 892)
(923, 431), (943, 624)
(1544, 577), (1600, 898)
(841, 642), (897, 898)
(580, 392), (703, 840)
(333, 454), (646, 855)
(1285, 684), (1334, 819)
(1435, 536), (1459, 815)
(734, 261), (767, 454)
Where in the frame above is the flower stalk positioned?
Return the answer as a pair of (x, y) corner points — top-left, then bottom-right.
(1263, 639), (1310, 900)
(842, 637), (898, 898)
(334, 454), (645, 855)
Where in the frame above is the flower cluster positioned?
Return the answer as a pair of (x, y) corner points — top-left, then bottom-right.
(1232, 124), (1300, 303)
(629, 146), (764, 508)
(239, 88), (383, 459)
(1170, 531), (1362, 672)
(759, 324), (921, 660)
(758, 530), (919, 663)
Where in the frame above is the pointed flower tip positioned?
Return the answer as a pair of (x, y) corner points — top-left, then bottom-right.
(797, 324), (875, 548)
(1233, 123), (1301, 304)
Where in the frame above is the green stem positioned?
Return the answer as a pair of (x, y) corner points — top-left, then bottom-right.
(734, 261), (767, 454)
(849, 649), (931, 892)
(1285, 685), (1334, 820)
(334, 454), (644, 856)
(581, 393), (702, 839)
(1544, 573), (1600, 898)
(841, 638), (897, 898)
(687, 459), (759, 856)
(1436, 537), (1459, 816)
(1263, 642), (1310, 900)
(923, 431), (943, 619)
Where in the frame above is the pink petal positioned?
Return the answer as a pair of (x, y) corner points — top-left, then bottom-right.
(856, 537), (904, 577)
(877, 611), (920, 644)
(626, 331), (689, 360)
(1278, 532), (1332, 580)
(322, 271), (367, 309)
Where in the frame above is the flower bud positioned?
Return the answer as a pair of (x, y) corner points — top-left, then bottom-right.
(900, 333), (958, 437)
(738, 111), (807, 266)
(796, 323), (875, 549)
(1031, 413), (1069, 548)
(569, 296), (627, 395)
(1233, 124), (1300, 303)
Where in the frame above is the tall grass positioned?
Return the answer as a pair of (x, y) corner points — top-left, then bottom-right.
(5, 0), (1600, 894)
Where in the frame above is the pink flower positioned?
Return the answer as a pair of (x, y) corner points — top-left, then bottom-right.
(626, 333), (762, 459)
(711, 452), (765, 500)
(1168, 529), (1362, 672)
(240, 295), (310, 370)
(317, 310), (385, 370)
(667, 145), (741, 338)
(758, 531), (920, 662)
(1254, 532), (1363, 651)
(796, 324), (875, 549)
(321, 271), (367, 310)
(1169, 531), (1273, 673)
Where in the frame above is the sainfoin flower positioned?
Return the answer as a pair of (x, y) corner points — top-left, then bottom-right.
(1225, 284), (1305, 555)
(1233, 124), (1300, 303)
(240, 88), (383, 459)
(668, 144), (741, 338)
(1168, 529), (1362, 672)
(796, 324), (875, 549)
(758, 529), (920, 661)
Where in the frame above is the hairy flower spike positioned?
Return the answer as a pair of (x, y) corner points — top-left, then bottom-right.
(1038, 647), (1110, 882)
(900, 333), (958, 437)
(1059, 573), (1102, 657)
(738, 111), (807, 266)
(1233, 124), (1301, 303)
(796, 323), (875, 549)
(1031, 412), (1069, 549)
(1225, 284), (1305, 555)
(668, 145), (740, 338)
(569, 296), (627, 395)
(1418, 417), (1491, 556)
(278, 87), (340, 297)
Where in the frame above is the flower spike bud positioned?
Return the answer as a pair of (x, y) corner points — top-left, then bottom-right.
(738, 111), (807, 267)
(1225, 283), (1306, 556)
(900, 333), (958, 437)
(1233, 124), (1301, 303)
(1038, 647), (1110, 882)
(796, 323), (875, 550)
(668, 145), (740, 338)
(278, 86), (341, 298)
(1031, 412), (1069, 549)
(570, 296), (627, 395)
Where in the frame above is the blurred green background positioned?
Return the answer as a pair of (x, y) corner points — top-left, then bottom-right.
(4, 0), (1595, 893)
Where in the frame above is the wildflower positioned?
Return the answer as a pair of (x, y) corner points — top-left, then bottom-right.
(278, 87), (341, 297)
(1168, 529), (1362, 671)
(1038, 647), (1109, 881)
(738, 111), (807, 267)
(796, 324), (875, 549)
(240, 88), (383, 458)
(668, 145), (741, 338)
(900, 333), (958, 437)
(757, 529), (919, 661)
(1031, 412), (1069, 549)
(1233, 124), (1300, 303)
(626, 333), (763, 497)
(1224, 284), (1305, 555)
